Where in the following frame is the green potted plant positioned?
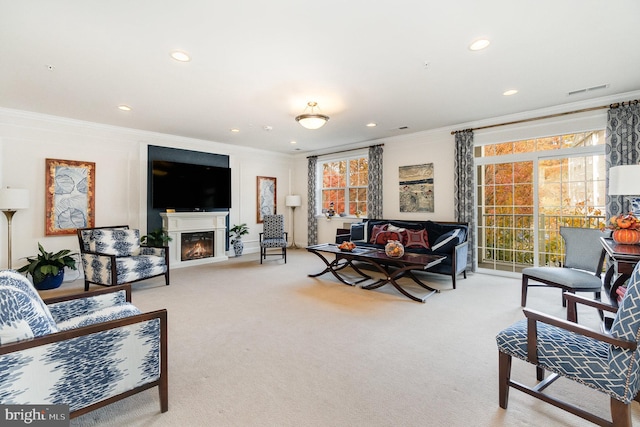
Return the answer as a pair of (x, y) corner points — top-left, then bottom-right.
(141, 228), (172, 247)
(229, 223), (249, 256)
(17, 243), (78, 290)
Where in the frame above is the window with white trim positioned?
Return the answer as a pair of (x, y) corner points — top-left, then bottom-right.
(475, 130), (606, 273)
(317, 152), (368, 216)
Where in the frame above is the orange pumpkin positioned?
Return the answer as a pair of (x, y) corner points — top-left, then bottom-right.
(613, 229), (640, 245)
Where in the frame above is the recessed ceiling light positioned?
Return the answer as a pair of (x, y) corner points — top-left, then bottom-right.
(170, 50), (191, 62)
(230, 128), (240, 133)
(366, 122), (377, 127)
(290, 140), (297, 144)
(469, 39), (490, 51)
(118, 104), (132, 111)
(503, 89), (518, 96)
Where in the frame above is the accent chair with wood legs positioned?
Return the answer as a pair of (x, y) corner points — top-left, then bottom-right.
(0, 271), (168, 418)
(77, 225), (169, 291)
(497, 262), (640, 427)
(259, 214), (288, 264)
(521, 226), (610, 307)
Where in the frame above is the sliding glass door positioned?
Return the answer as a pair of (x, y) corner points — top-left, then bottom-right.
(476, 131), (605, 273)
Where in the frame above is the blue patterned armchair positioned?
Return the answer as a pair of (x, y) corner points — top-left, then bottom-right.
(259, 214), (288, 264)
(0, 270), (168, 418)
(77, 225), (169, 291)
(496, 261), (640, 426)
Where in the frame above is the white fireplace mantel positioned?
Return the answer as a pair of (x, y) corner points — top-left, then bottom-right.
(160, 211), (229, 268)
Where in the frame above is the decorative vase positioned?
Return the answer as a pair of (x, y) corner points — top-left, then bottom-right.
(34, 269), (65, 291)
(613, 229), (640, 245)
(233, 239), (244, 256)
(385, 240), (405, 258)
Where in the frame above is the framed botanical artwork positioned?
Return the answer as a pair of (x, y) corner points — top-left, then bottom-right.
(256, 176), (277, 223)
(45, 158), (96, 235)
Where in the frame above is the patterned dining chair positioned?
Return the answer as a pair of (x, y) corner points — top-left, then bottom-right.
(259, 214), (288, 264)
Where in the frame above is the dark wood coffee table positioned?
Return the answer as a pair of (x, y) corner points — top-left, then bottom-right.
(306, 244), (446, 302)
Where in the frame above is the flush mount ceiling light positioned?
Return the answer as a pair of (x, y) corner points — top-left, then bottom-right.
(503, 89), (518, 96)
(469, 39), (490, 51)
(295, 101), (329, 130)
(118, 104), (132, 111)
(170, 50), (191, 62)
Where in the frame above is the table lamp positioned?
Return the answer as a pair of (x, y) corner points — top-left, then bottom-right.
(285, 195), (302, 248)
(0, 187), (29, 269)
(609, 165), (640, 216)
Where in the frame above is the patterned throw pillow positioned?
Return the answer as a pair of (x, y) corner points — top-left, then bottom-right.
(405, 229), (430, 249)
(369, 224), (388, 243)
(90, 229), (141, 257)
(387, 224), (408, 245)
(373, 231), (402, 245)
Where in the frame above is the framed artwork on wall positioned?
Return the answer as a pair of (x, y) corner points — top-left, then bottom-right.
(45, 158), (96, 235)
(399, 163), (434, 213)
(257, 176), (277, 223)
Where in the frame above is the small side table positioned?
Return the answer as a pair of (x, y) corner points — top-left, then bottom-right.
(600, 237), (640, 306)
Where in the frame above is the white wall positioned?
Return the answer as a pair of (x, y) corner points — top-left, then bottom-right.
(0, 108), (293, 269)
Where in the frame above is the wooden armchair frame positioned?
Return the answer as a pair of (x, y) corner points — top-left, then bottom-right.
(77, 225), (170, 291)
(0, 285), (168, 418)
(499, 292), (639, 427)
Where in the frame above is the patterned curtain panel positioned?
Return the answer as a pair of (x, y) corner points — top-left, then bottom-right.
(367, 145), (384, 219)
(454, 130), (476, 272)
(307, 156), (318, 246)
(606, 103), (640, 217)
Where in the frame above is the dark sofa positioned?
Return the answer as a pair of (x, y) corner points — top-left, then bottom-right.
(337, 219), (469, 289)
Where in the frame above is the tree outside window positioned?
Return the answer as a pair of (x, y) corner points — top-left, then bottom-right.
(476, 130), (605, 272)
(320, 156), (368, 216)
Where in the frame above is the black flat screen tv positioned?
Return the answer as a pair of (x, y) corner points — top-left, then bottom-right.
(152, 160), (231, 210)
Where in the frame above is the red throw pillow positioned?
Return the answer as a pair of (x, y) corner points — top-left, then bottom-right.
(387, 225), (408, 245)
(405, 229), (430, 249)
(374, 231), (401, 245)
(397, 230), (409, 246)
(369, 224), (388, 243)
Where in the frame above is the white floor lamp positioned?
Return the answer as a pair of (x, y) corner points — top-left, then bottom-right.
(0, 187), (29, 269)
(285, 195), (302, 248)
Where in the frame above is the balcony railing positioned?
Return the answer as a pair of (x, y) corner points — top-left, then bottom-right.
(478, 213), (606, 272)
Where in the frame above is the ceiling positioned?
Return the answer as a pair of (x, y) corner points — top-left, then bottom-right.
(2, 1), (640, 154)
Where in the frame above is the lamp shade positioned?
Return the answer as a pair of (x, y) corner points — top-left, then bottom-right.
(295, 101), (329, 130)
(285, 195), (302, 207)
(296, 115), (329, 130)
(609, 165), (640, 195)
(0, 188), (29, 210)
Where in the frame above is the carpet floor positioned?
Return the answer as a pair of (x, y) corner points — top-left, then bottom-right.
(43, 248), (640, 427)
